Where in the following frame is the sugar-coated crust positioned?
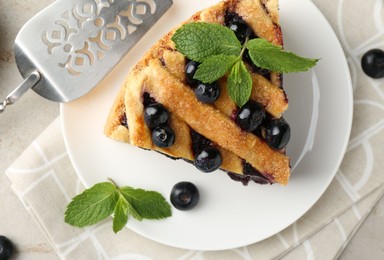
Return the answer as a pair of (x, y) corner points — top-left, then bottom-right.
(104, 0), (291, 185)
(132, 60), (290, 184)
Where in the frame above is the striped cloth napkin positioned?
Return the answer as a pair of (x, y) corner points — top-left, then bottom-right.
(6, 0), (384, 258)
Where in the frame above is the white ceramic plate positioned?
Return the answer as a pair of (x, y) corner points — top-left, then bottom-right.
(61, 0), (353, 251)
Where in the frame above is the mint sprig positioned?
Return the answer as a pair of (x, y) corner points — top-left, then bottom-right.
(247, 38), (319, 73)
(171, 22), (319, 107)
(228, 60), (253, 107)
(64, 179), (171, 233)
(194, 54), (239, 83)
(172, 22), (241, 62)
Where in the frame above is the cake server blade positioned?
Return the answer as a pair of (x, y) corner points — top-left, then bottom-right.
(0, 0), (173, 112)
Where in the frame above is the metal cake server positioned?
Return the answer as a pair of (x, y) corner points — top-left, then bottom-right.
(0, 0), (173, 112)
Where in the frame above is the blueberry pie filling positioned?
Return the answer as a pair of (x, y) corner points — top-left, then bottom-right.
(141, 93), (175, 148)
(151, 126), (175, 148)
(228, 161), (273, 185)
(105, 0), (291, 186)
(190, 130), (222, 173)
(235, 100), (266, 132)
(184, 60), (221, 103)
(144, 103), (170, 129)
(119, 113), (128, 129)
(225, 11), (256, 45)
(185, 60), (200, 86)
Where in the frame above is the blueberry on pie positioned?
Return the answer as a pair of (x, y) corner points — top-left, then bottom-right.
(104, 0), (291, 185)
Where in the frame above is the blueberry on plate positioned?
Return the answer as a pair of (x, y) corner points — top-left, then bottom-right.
(144, 103), (170, 129)
(194, 146), (222, 173)
(170, 182), (200, 210)
(152, 126), (175, 148)
(361, 49), (384, 78)
(0, 235), (14, 260)
(264, 118), (290, 150)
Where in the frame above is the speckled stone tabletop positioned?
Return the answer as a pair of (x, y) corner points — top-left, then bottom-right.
(0, 0), (383, 259)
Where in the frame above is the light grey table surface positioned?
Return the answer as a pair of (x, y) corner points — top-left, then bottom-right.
(0, 1), (383, 259)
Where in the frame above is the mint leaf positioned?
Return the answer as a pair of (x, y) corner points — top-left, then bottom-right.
(120, 187), (172, 220)
(112, 194), (129, 233)
(172, 22), (241, 62)
(64, 182), (118, 227)
(194, 55), (239, 83)
(172, 22), (318, 107)
(247, 38), (319, 73)
(227, 60), (252, 107)
(65, 179), (172, 233)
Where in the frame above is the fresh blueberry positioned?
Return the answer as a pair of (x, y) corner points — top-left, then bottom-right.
(225, 13), (254, 44)
(228, 21), (253, 44)
(236, 101), (265, 132)
(264, 118), (290, 150)
(194, 82), (220, 104)
(185, 60), (200, 86)
(144, 103), (170, 129)
(194, 147), (222, 173)
(170, 182), (200, 210)
(0, 236), (14, 260)
(361, 49), (384, 78)
(152, 126), (175, 148)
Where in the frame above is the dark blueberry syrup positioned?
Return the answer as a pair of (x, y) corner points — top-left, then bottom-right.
(260, 2), (270, 15)
(190, 130), (212, 156)
(242, 161), (272, 184)
(227, 161), (273, 186)
(120, 113), (128, 128)
(159, 57), (166, 67)
(143, 92), (157, 107)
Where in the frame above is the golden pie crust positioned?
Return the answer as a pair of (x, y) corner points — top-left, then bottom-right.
(104, 0), (291, 185)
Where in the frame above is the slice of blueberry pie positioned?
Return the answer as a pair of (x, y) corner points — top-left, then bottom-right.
(105, 0), (292, 185)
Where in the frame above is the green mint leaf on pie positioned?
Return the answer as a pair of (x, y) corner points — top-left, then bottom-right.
(64, 179), (172, 233)
(120, 186), (172, 220)
(171, 22), (241, 62)
(194, 55), (239, 83)
(228, 60), (252, 107)
(64, 182), (118, 227)
(112, 194), (130, 233)
(172, 22), (319, 107)
(246, 38), (319, 73)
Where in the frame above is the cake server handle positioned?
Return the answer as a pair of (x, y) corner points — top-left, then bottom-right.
(0, 71), (41, 113)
